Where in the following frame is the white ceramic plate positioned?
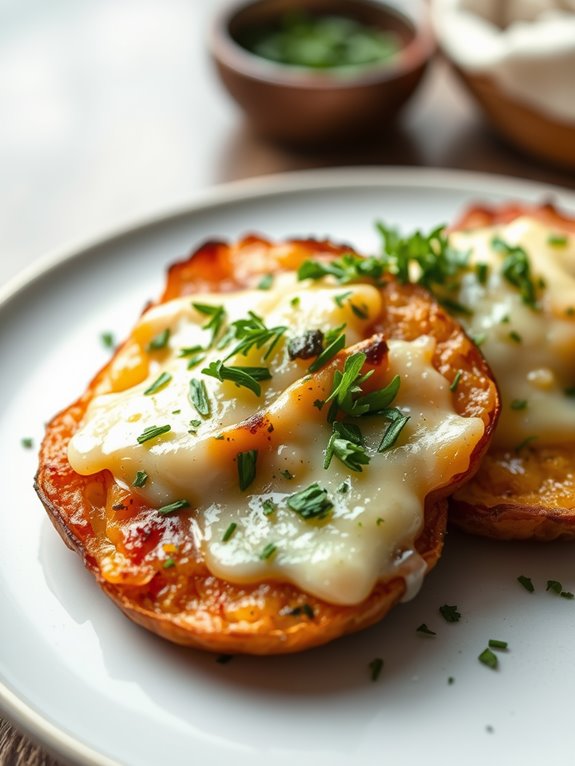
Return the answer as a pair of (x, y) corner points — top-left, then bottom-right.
(2, 168), (575, 766)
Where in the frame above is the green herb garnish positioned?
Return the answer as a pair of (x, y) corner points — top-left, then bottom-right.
(100, 331), (115, 349)
(189, 378), (210, 417)
(416, 624), (436, 636)
(492, 237), (538, 309)
(163, 558), (176, 569)
(202, 360), (270, 397)
(287, 482), (333, 520)
(147, 328), (170, 351)
(517, 575), (534, 592)
(509, 330), (522, 344)
(488, 639), (508, 650)
(478, 647), (498, 669)
(21, 437), (33, 449)
(222, 522), (237, 542)
(548, 234), (568, 247)
(308, 331), (346, 373)
(334, 290), (353, 308)
(237, 449), (258, 491)
(192, 303), (226, 346)
(224, 311), (287, 361)
(157, 499), (190, 516)
(298, 252), (384, 285)
(324, 421), (370, 472)
(262, 499), (276, 516)
(260, 542), (277, 560)
(450, 370), (462, 392)
(137, 424), (171, 444)
(132, 470), (148, 488)
(377, 409), (410, 452)
(144, 371), (172, 396)
(257, 273), (274, 290)
(511, 399), (527, 410)
(439, 604), (461, 623)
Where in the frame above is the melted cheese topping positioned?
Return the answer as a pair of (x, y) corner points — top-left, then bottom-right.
(69, 274), (483, 605)
(449, 217), (575, 449)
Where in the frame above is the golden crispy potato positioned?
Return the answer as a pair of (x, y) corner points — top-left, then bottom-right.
(449, 203), (575, 540)
(35, 236), (498, 654)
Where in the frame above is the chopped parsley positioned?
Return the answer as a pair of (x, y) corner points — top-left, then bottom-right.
(492, 237), (539, 309)
(511, 399), (528, 410)
(517, 575), (534, 592)
(368, 657), (384, 682)
(223, 311), (287, 361)
(157, 499), (190, 516)
(298, 252), (385, 285)
(192, 303), (226, 346)
(334, 290), (353, 308)
(377, 409), (410, 452)
(308, 330), (346, 373)
(202, 360), (270, 396)
(147, 328), (171, 352)
(260, 542), (277, 560)
(222, 522), (237, 542)
(439, 604), (461, 623)
(350, 302), (369, 320)
(488, 639), (508, 650)
(290, 296), (300, 308)
(561, 591), (574, 600)
(100, 331), (115, 349)
(137, 424), (171, 444)
(132, 470), (148, 488)
(21, 437), (33, 449)
(548, 233), (568, 247)
(144, 371), (172, 396)
(189, 378), (210, 417)
(262, 499), (276, 516)
(287, 483), (333, 520)
(475, 262), (489, 285)
(257, 273), (274, 290)
(324, 421), (370, 472)
(237, 449), (258, 491)
(478, 647), (498, 669)
(416, 623), (436, 636)
(450, 370), (462, 392)
(163, 558), (176, 569)
(508, 330), (522, 344)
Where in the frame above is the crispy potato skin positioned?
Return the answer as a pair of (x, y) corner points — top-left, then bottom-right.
(35, 236), (499, 653)
(449, 203), (575, 541)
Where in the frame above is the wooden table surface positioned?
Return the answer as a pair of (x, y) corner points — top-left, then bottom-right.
(0, 1), (573, 764)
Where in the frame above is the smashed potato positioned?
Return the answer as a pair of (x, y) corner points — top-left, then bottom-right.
(35, 236), (498, 653)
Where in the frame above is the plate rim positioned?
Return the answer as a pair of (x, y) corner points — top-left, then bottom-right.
(2, 165), (575, 313)
(2, 164), (575, 766)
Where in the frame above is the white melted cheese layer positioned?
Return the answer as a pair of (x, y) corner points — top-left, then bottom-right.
(449, 217), (575, 449)
(68, 277), (483, 605)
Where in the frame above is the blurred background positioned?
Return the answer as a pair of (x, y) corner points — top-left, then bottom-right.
(1, 0), (574, 289)
(0, 0), (574, 762)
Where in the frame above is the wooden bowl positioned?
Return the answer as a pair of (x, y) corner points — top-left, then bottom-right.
(456, 67), (575, 171)
(210, 0), (435, 146)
